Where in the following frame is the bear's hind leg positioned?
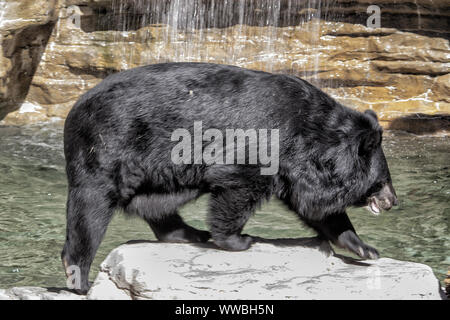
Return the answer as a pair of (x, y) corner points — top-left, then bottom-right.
(148, 213), (211, 243)
(305, 212), (379, 260)
(208, 188), (263, 251)
(62, 186), (115, 294)
(125, 192), (210, 243)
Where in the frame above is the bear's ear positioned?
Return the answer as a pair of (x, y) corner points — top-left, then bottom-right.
(364, 109), (378, 122)
(358, 129), (381, 156)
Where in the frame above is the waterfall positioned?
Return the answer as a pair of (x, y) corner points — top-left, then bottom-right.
(91, 0), (346, 87)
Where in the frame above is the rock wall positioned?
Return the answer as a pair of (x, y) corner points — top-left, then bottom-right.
(0, 0), (60, 120)
(0, 0), (449, 126)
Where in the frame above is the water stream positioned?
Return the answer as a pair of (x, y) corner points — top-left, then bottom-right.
(0, 124), (448, 288)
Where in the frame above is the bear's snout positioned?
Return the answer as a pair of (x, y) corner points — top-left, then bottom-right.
(367, 182), (397, 215)
(376, 182), (398, 211)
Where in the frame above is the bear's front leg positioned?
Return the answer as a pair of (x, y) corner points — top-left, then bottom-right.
(306, 212), (379, 260)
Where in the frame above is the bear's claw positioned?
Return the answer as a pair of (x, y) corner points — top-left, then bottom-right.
(214, 234), (253, 251)
(337, 230), (379, 260)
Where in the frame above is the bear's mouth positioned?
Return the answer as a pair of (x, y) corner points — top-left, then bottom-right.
(364, 182), (398, 215)
(366, 197), (381, 215)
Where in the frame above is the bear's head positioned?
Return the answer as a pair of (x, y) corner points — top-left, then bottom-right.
(354, 109), (398, 215)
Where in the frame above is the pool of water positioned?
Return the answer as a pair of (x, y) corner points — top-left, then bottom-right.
(0, 123), (448, 288)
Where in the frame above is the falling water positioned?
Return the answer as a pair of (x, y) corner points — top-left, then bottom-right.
(80, 0), (351, 88)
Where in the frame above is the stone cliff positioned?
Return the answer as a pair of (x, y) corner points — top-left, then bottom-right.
(0, 0), (449, 127)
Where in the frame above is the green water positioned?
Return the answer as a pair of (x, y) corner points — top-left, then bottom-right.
(0, 124), (448, 288)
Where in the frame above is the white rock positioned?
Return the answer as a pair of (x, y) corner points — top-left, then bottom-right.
(0, 286), (84, 300)
(1, 238), (444, 300)
(87, 238), (445, 300)
(88, 271), (132, 300)
(17, 101), (43, 114)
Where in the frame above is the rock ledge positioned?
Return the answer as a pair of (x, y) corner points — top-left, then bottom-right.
(86, 238), (445, 300)
(1, 238), (445, 300)
(0, 286), (83, 300)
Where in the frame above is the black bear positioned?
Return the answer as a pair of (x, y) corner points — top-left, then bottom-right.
(62, 62), (398, 294)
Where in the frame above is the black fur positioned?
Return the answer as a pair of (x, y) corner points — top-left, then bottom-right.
(62, 62), (396, 294)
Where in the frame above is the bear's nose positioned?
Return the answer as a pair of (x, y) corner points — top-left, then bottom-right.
(379, 182), (398, 209)
(382, 199), (393, 211)
(392, 196), (399, 206)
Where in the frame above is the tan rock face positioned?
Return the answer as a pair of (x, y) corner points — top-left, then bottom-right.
(0, 0), (60, 120)
(1, 0), (449, 126)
